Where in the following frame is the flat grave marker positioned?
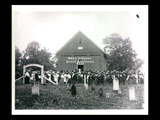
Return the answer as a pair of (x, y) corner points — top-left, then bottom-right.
(118, 88), (121, 94)
(106, 93), (110, 98)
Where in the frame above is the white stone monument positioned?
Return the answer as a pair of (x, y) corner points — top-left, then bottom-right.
(113, 75), (119, 91)
(129, 87), (136, 100)
(32, 81), (39, 95)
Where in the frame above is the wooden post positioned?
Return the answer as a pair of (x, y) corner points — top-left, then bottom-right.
(84, 74), (86, 86)
(41, 65), (44, 84)
(23, 65), (25, 84)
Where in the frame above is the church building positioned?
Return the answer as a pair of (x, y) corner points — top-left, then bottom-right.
(56, 31), (107, 71)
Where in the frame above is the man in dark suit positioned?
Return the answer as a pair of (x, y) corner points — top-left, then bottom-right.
(70, 83), (76, 97)
(25, 70), (30, 84)
(35, 71), (39, 82)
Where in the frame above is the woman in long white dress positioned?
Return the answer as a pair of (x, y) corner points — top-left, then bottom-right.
(54, 72), (59, 85)
(60, 72), (64, 84)
(63, 72), (67, 84)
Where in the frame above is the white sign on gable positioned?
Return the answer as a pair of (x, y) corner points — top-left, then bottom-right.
(78, 47), (83, 50)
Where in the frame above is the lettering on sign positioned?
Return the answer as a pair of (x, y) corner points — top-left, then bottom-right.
(66, 60), (94, 64)
(68, 57), (92, 60)
(66, 57), (94, 64)
(77, 59), (84, 65)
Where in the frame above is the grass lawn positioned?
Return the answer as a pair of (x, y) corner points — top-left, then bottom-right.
(15, 82), (144, 110)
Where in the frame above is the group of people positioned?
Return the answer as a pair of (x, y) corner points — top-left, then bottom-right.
(25, 69), (144, 85)
(42, 70), (106, 86)
(41, 69), (130, 85)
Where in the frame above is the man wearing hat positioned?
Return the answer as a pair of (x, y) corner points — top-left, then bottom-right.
(35, 71), (39, 82)
(25, 70), (30, 84)
(72, 71), (77, 83)
(57, 71), (61, 83)
(69, 82), (76, 97)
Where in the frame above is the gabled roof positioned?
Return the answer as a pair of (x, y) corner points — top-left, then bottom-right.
(56, 30), (107, 58)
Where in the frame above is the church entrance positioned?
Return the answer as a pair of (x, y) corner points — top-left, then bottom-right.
(78, 65), (84, 71)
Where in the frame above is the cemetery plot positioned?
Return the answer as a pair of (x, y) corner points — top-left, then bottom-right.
(15, 83), (144, 109)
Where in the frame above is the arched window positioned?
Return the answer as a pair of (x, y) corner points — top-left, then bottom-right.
(79, 38), (81, 44)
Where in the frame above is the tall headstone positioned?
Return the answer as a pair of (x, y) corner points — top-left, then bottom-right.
(129, 87), (136, 100)
(113, 75), (119, 91)
(32, 81), (39, 95)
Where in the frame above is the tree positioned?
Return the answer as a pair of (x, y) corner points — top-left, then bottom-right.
(15, 46), (22, 77)
(24, 41), (41, 64)
(132, 58), (144, 72)
(22, 41), (55, 71)
(103, 33), (139, 72)
(50, 53), (58, 71)
(38, 47), (54, 70)
(15, 46), (22, 66)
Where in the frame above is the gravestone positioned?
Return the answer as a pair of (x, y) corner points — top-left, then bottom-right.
(91, 86), (95, 91)
(118, 88), (121, 94)
(106, 93), (110, 98)
(32, 81), (39, 95)
(98, 88), (103, 97)
(85, 84), (88, 90)
(129, 87), (136, 100)
(113, 75), (119, 91)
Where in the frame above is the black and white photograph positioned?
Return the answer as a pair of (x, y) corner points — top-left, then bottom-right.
(12, 5), (148, 115)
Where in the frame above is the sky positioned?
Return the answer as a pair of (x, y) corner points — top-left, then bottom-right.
(13, 5), (148, 62)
